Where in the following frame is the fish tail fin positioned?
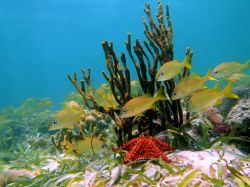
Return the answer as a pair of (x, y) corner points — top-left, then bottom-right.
(154, 87), (166, 100)
(243, 59), (250, 69)
(183, 55), (192, 69)
(222, 82), (239, 99)
(205, 69), (217, 81)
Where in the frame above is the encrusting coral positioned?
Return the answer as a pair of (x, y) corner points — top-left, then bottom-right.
(67, 1), (192, 147)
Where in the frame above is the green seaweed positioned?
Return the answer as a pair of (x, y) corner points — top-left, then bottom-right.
(178, 169), (202, 187)
(0, 98), (54, 162)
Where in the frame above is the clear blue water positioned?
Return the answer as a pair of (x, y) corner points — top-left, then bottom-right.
(0, 0), (249, 108)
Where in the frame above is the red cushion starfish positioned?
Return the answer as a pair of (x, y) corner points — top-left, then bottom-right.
(115, 135), (175, 164)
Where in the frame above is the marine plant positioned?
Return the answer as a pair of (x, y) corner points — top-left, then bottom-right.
(5, 144), (250, 186)
(68, 1), (193, 147)
(0, 98), (54, 162)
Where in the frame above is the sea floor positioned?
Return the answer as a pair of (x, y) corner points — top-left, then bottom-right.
(1, 143), (249, 186)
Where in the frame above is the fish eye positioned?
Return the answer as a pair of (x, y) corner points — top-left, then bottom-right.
(159, 72), (164, 77)
(173, 92), (177, 96)
(214, 71), (218, 74)
(53, 121), (57, 125)
(122, 109), (128, 114)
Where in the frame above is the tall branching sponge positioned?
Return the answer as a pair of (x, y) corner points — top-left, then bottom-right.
(68, 1), (192, 146)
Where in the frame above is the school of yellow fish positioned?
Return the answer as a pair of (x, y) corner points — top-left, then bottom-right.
(120, 57), (249, 117)
(50, 58), (249, 131)
(48, 57), (249, 154)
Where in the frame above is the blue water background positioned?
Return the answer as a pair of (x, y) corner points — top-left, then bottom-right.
(0, 0), (249, 109)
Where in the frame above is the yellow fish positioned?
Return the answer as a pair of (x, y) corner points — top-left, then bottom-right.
(171, 70), (216, 100)
(95, 83), (118, 109)
(193, 82), (220, 95)
(119, 87), (166, 118)
(156, 55), (192, 81)
(211, 60), (250, 78)
(49, 101), (85, 130)
(223, 72), (250, 83)
(189, 82), (238, 112)
(95, 83), (109, 95)
(64, 137), (105, 155)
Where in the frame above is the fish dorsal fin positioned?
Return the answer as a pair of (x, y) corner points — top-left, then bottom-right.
(204, 69), (217, 81)
(174, 59), (181, 63)
(189, 73), (201, 78)
(143, 93), (152, 97)
(139, 93), (152, 100)
(182, 55), (192, 69)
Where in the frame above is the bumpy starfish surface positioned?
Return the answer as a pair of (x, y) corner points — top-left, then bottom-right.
(117, 135), (175, 164)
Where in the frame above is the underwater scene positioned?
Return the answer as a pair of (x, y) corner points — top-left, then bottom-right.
(0, 0), (250, 186)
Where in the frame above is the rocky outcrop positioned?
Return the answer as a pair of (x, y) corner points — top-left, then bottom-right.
(217, 85), (250, 117)
(226, 99), (250, 134)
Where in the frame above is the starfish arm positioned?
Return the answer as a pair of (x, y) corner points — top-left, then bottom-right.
(119, 136), (174, 164)
(123, 139), (144, 164)
(160, 153), (171, 163)
(119, 137), (139, 151)
(133, 143), (171, 162)
(153, 138), (175, 152)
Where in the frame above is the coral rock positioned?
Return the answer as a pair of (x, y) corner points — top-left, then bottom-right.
(217, 85), (250, 116)
(226, 99), (250, 125)
(226, 99), (250, 133)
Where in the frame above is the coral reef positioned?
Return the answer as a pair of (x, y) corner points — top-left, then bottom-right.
(1, 2), (250, 186)
(68, 1), (192, 146)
